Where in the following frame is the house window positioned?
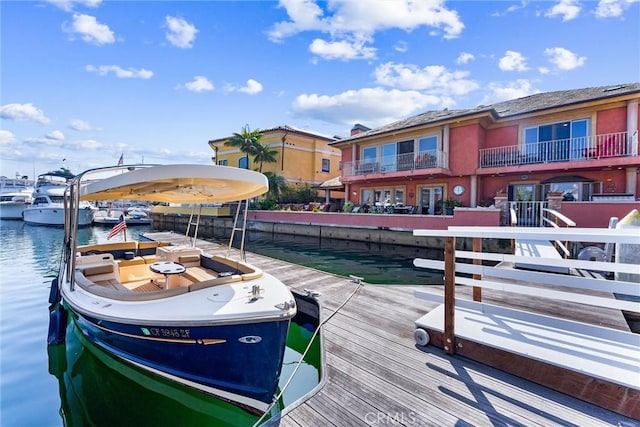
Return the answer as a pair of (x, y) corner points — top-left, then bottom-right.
(541, 179), (597, 201)
(524, 119), (589, 162)
(217, 159), (228, 166)
(418, 135), (438, 152)
(238, 157), (248, 169)
(381, 143), (397, 172)
(360, 187), (405, 207)
(362, 146), (377, 161)
(322, 158), (330, 172)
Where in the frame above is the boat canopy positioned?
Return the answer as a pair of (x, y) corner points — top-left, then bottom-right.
(77, 164), (268, 204)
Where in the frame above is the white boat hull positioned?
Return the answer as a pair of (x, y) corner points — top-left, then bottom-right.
(24, 206), (94, 226)
(0, 202), (29, 220)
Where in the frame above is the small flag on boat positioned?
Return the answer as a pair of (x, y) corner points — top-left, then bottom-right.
(117, 153), (124, 166)
(107, 214), (127, 240)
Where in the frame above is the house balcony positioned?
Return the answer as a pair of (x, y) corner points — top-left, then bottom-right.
(479, 131), (638, 171)
(343, 150), (445, 180)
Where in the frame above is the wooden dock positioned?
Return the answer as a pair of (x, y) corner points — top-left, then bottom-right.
(143, 232), (636, 426)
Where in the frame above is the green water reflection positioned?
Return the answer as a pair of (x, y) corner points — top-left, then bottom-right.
(48, 307), (320, 427)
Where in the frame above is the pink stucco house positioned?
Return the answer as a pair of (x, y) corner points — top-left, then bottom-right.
(331, 83), (640, 227)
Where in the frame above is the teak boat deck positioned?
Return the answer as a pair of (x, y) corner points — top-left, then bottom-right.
(144, 232), (637, 426)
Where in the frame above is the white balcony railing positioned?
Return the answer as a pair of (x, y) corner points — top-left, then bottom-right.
(479, 131), (635, 168)
(344, 150), (442, 177)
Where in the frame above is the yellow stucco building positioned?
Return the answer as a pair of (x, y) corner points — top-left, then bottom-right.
(208, 125), (342, 192)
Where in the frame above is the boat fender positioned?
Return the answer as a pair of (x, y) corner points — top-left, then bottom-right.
(414, 328), (430, 346)
(47, 304), (68, 345)
(48, 276), (61, 304)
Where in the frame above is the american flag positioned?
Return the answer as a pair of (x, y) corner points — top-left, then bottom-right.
(107, 214), (127, 240)
(117, 153), (124, 166)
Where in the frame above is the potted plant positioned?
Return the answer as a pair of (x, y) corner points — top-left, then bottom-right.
(343, 201), (355, 213)
(443, 199), (463, 215)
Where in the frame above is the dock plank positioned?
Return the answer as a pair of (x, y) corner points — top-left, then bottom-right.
(143, 232), (636, 426)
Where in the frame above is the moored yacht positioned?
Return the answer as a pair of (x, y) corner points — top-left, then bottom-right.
(23, 170), (95, 226)
(0, 175), (35, 220)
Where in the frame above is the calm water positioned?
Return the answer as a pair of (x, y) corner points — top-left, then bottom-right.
(0, 221), (337, 426)
(209, 229), (442, 285)
(0, 220), (436, 426)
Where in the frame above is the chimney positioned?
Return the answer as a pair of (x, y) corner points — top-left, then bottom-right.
(350, 123), (370, 136)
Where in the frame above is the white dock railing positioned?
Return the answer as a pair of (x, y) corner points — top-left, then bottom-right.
(411, 226), (640, 418)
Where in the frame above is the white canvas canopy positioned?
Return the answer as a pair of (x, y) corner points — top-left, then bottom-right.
(78, 164), (268, 204)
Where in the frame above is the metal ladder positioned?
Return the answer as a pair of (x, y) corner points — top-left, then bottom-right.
(227, 200), (249, 260)
(183, 205), (202, 247)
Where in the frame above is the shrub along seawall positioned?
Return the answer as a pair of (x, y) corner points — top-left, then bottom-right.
(149, 207), (508, 252)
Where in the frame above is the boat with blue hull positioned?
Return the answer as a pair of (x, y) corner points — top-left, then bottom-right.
(49, 164), (297, 415)
(71, 311), (290, 408)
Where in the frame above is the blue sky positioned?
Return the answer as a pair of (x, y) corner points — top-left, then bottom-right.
(1, 0), (639, 178)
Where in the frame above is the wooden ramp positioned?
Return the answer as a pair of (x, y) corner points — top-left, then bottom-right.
(415, 292), (640, 418)
(142, 232), (638, 426)
(412, 226), (640, 420)
(513, 238), (569, 274)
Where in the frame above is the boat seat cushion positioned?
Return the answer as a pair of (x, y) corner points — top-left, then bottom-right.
(79, 261), (121, 286)
(83, 264), (116, 276)
(178, 254), (201, 267)
(119, 264), (159, 283)
(75, 269), (188, 300)
(183, 266), (218, 282)
(142, 255), (159, 264)
(116, 256), (146, 267)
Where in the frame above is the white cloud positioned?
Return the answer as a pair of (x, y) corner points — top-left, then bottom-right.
(594, 0), (637, 18)
(456, 52), (475, 65)
(479, 80), (539, 105)
(165, 16), (198, 49)
(225, 79), (264, 95)
(491, 0), (528, 16)
(293, 87), (446, 127)
(0, 130), (16, 144)
(498, 50), (529, 72)
(46, 130), (65, 141)
(267, 0), (330, 41)
(0, 103), (51, 124)
(373, 62), (478, 95)
(545, 0), (581, 21)
(544, 47), (586, 71)
(394, 40), (408, 53)
(309, 38), (376, 60)
(85, 65), (153, 79)
(69, 119), (94, 131)
(269, 0), (464, 62)
(65, 13), (115, 45)
(70, 139), (104, 150)
(46, 0), (102, 12)
(237, 79), (263, 95)
(184, 76), (214, 92)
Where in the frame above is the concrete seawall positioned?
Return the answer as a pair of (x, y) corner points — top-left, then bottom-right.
(150, 210), (510, 252)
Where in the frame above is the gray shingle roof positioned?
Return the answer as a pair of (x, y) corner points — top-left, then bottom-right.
(334, 82), (640, 142)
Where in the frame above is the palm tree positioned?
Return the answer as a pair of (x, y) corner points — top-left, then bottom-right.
(263, 172), (287, 202)
(225, 125), (262, 169)
(252, 143), (278, 173)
